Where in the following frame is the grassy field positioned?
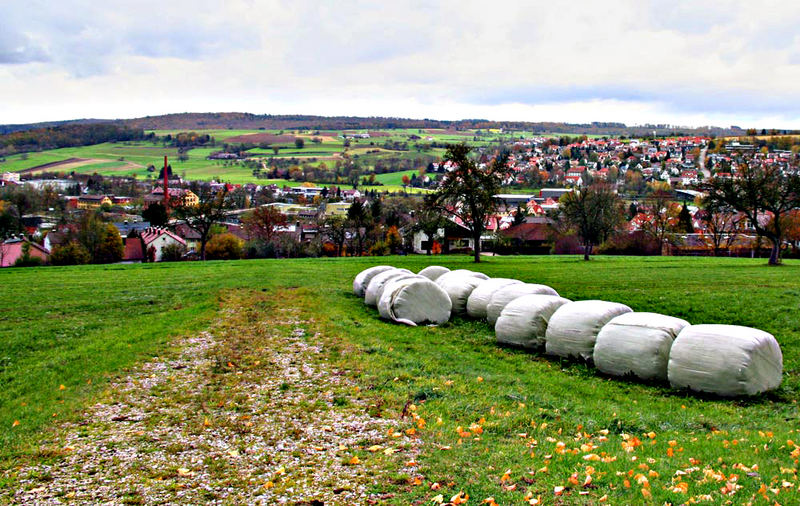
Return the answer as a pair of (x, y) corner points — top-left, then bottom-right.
(1, 255), (799, 502)
(0, 128), (581, 186)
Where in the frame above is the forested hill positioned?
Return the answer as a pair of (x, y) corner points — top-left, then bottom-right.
(121, 113), (748, 137)
(2, 112), (754, 138)
(0, 123), (148, 154)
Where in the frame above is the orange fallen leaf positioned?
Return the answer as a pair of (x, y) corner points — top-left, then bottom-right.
(451, 491), (469, 505)
(349, 456), (360, 465)
(12, 420), (20, 428)
(59, 384), (66, 391)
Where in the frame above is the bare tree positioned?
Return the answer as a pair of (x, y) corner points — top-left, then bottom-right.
(701, 162), (800, 265)
(700, 204), (743, 256)
(173, 187), (234, 260)
(426, 144), (509, 262)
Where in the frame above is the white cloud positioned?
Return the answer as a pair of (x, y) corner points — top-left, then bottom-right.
(1, 0), (800, 128)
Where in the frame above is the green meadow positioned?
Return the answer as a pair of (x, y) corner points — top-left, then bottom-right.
(0, 127), (556, 186)
(1, 256), (799, 502)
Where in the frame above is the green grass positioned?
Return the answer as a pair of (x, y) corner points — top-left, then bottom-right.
(2, 256), (800, 501)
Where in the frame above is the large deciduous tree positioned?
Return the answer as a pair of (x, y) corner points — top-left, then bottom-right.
(172, 187), (234, 260)
(701, 162), (800, 265)
(426, 143), (509, 263)
(241, 206), (288, 242)
(558, 184), (623, 261)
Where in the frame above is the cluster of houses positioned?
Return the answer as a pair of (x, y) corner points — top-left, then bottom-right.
(3, 134), (798, 266)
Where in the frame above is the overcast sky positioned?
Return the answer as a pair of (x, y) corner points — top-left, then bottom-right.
(2, 0), (800, 128)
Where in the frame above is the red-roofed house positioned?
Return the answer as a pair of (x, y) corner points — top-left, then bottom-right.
(140, 227), (186, 261)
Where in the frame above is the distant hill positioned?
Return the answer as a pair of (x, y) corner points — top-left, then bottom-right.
(0, 118), (114, 135)
(1, 112), (753, 138)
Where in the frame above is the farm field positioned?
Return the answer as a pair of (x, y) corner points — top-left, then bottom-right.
(1, 256), (799, 503)
(0, 127), (562, 186)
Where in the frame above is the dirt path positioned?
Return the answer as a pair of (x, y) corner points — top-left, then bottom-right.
(6, 290), (416, 504)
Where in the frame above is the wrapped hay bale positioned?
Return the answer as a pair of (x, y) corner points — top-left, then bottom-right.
(466, 278), (523, 319)
(364, 268), (413, 306)
(667, 324), (783, 397)
(495, 294), (571, 349)
(377, 277), (452, 326)
(445, 269), (490, 280)
(435, 271), (488, 315)
(486, 283), (560, 325)
(353, 265), (394, 297)
(545, 300), (632, 361)
(418, 265), (451, 281)
(593, 312), (690, 381)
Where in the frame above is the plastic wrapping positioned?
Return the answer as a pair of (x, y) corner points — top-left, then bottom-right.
(667, 324), (783, 396)
(593, 312), (690, 381)
(417, 265), (451, 281)
(486, 283), (559, 325)
(545, 300), (632, 361)
(435, 271), (488, 315)
(377, 277), (452, 326)
(495, 294), (572, 349)
(353, 265), (394, 297)
(465, 278), (523, 319)
(364, 268), (413, 306)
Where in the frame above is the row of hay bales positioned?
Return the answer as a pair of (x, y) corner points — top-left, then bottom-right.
(353, 265), (784, 398)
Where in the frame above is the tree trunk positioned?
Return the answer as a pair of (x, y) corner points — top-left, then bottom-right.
(473, 230), (481, 263)
(768, 240), (781, 265)
(583, 242), (592, 261)
(200, 238), (207, 261)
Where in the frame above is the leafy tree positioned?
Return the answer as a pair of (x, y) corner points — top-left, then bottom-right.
(678, 204), (694, 233)
(50, 241), (91, 265)
(160, 242), (186, 262)
(385, 225), (402, 254)
(513, 203), (526, 226)
(13, 241), (44, 267)
(205, 233), (243, 260)
(142, 203), (168, 226)
(95, 224), (124, 264)
(558, 184), (623, 261)
(426, 143), (510, 262)
(321, 215), (347, 257)
(172, 187), (234, 260)
(294, 138), (305, 149)
(0, 201), (22, 239)
(241, 206), (288, 242)
(701, 163), (800, 265)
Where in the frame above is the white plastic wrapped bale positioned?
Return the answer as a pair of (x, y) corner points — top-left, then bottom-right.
(353, 265), (394, 297)
(495, 294), (572, 349)
(466, 278), (523, 319)
(364, 268), (413, 306)
(593, 312), (690, 381)
(545, 300), (632, 361)
(486, 283), (560, 326)
(435, 271), (488, 315)
(418, 265), (451, 281)
(667, 324), (783, 397)
(445, 269), (490, 280)
(377, 277), (452, 326)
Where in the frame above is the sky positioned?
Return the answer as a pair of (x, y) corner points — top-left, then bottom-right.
(2, 0), (800, 128)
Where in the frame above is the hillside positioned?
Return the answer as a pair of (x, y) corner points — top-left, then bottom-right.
(2, 112), (752, 138)
(1, 256), (799, 503)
